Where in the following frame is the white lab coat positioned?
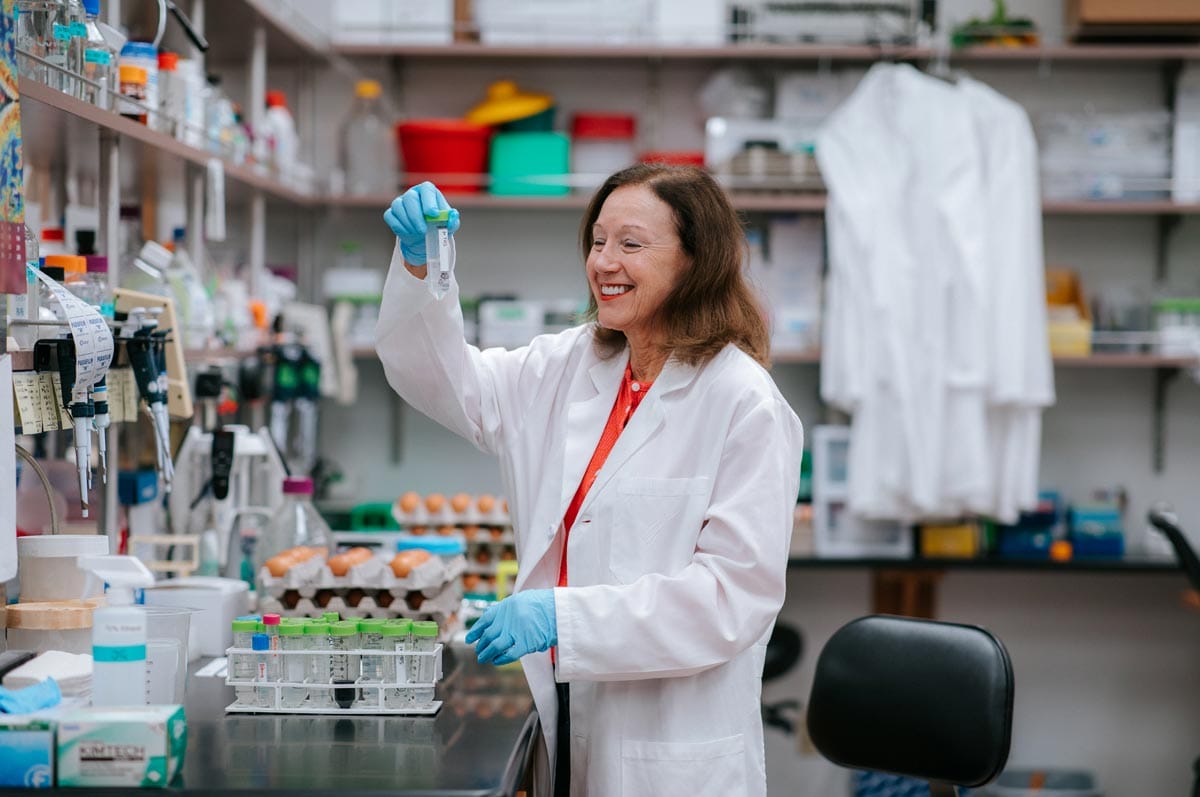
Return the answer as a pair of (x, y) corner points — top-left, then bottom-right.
(817, 64), (1053, 523)
(375, 245), (804, 797)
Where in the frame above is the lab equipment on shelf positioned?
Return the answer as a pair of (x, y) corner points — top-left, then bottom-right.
(337, 80), (396, 197)
(225, 614), (444, 715)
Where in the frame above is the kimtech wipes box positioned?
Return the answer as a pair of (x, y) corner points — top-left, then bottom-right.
(56, 705), (187, 788)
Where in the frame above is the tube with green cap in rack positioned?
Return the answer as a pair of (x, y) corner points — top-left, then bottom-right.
(424, 209), (456, 299)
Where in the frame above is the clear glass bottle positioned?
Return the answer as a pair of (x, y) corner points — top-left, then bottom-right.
(338, 79), (395, 196)
(54, 0), (84, 96)
(79, 0), (112, 107)
(381, 619), (412, 709)
(231, 619), (258, 706)
(329, 620), (360, 709)
(278, 623), (308, 709)
(255, 477), (336, 582)
(84, 255), (113, 318)
(410, 621), (439, 707)
(16, 0), (60, 83)
(304, 621), (333, 708)
(252, 632), (276, 709)
(357, 618), (387, 706)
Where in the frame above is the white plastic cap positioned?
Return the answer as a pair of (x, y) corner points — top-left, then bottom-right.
(77, 554), (154, 604)
(138, 240), (174, 271)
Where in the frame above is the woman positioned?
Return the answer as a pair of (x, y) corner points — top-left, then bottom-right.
(377, 164), (803, 797)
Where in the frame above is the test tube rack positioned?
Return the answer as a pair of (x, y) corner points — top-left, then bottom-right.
(224, 644), (445, 716)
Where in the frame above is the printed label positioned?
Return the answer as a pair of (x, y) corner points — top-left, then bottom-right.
(93, 644), (148, 662)
(52, 23), (72, 41)
(69, 22), (87, 37)
(84, 49), (111, 65)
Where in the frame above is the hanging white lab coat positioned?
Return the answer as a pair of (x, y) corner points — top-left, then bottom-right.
(375, 246), (803, 797)
(817, 64), (1053, 523)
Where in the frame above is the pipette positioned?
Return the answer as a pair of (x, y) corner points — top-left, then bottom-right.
(269, 345), (300, 457)
(125, 312), (174, 491)
(295, 348), (320, 472)
(56, 338), (95, 517)
(92, 376), (110, 483)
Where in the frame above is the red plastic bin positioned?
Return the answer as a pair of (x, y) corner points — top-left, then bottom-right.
(396, 120), (493, 194)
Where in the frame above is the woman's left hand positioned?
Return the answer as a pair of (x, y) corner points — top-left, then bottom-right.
(466, 589), (558, 666)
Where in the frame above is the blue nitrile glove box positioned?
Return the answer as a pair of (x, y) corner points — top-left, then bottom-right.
(0, 716), (55, 788)
(118, 469), (158, 506)
(1069, 505), (1125, 558)
(995, 492), (1061, 559)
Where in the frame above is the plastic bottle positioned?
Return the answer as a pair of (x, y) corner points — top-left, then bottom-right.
(164, 227), (213, 349)
(9, 224), (41, 349)
(79, 0), (112, 108)
(175, 57), (206, 145)
(339, 79), (395, 196)
(262, 612), (281, 651)
(56, 0), (85, 95)
(84, 255), (113, 318)
(256, 476), (335, 576)
(410, 620), (439, 707)
(263, 90), (298, 181)
(119, 41), (158, 126)
(77, 555), (154, 707)
(252, 632), (276, 708)
(231, 619), (258, 705)
(381, 619), (411, 709)
(56, 254), (87, 303)
(304, 620), (333, 708)
(40, 227), (69, 257)
(424, 210), (455, 299)
(278, 622), (308, 708)
(357, 617), (387, 705)
(38, 263), (66, 322)
(156, 51), (182, 136)
(121, 239), (172, 295)
(16, 0), (61, 83)
(118, 64), (148, 123)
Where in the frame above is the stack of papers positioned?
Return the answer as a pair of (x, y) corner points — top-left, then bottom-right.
(3, 651), (93, 700)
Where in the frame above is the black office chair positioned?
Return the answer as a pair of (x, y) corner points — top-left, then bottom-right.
(807, 615), (1014, 797)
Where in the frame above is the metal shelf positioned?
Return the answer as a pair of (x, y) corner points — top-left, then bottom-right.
(787, 555), (1182, 574)
(333, 42), (1200, 63)
(19, 78), (318, 207)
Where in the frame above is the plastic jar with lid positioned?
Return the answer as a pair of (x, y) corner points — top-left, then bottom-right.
(304, 620), (334, 707)
(382, 619), (412, 708)
(118, 64), (148, 123)
(571, 113), (637, 191)
(119, 41), (158, 123)
(278, 622), (308, 708)
(39, 228), (69, 258)
(410, 620), (439, 707)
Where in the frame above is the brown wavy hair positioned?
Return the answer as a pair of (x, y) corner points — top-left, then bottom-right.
(580, 164), (770, 368)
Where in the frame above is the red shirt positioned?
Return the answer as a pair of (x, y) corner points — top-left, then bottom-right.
(557, 363), (652, 589)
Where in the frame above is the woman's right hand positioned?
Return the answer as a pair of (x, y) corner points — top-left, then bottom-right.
(384, 182), (462, 266)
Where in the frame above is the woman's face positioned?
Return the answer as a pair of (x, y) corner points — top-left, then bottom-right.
(587, 184), (689, 344)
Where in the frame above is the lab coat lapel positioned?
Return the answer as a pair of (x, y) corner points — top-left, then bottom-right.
(559, 353), (628, 518)
(577, 358), (696, 516)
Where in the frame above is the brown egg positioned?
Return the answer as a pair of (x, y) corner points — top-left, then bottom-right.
(463, 574), (481, 592)
(476, 549), (492, 564)
(477, 494), (496, 514)
(437, 525), (456, 536)
(500, 549), (516, 561)
(425, 493), (446, 513)
(489, 526), (505, 541)
(410, 526), (427, 536)
(399, 492), (421, 514)
(450, 493), (472, 513)
(462, 525), (479, 540)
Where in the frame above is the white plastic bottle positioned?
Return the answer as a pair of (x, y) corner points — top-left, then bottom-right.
(338, 80), (395, 196)
(263, 90), (298, 182)
(77, 555), (155, 707)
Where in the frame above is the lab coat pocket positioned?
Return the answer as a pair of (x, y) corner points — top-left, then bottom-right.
(621, 734), (746, 797)
(610, 477), (709, 585)
(569, 735), (589, 795)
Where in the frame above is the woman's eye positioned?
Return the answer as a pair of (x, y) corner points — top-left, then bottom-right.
(621, 240), (643, 252)
(592, 239), (606, 249)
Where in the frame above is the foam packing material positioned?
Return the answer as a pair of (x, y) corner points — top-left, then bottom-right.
(3, 651), (93, 699)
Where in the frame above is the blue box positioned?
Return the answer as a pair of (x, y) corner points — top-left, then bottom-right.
(1069, 505), (1125, 558)
(0, 719), (55, 788)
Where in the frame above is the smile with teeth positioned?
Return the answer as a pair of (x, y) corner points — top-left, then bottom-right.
(600, 284), (633, 296)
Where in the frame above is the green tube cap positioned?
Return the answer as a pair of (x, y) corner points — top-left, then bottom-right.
(424, 209), (451, 223)
(381, 619), (413, 637)
(232, 620), (259, 634)
(278, 623), (305, 636)
(305, 621), (331, 636)
(330, 620), (360, 637)
(412, 621), (439, 638)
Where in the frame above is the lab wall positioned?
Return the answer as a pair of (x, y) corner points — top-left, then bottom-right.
(281, 4), (1200, 792)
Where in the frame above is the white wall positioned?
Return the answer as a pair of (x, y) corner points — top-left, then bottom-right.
(285, 2), (1200, 793)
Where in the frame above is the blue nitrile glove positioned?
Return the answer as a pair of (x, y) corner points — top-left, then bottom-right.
(466, 589), (558, 666)
(383, 181), (462, 266)
(0, 678), (62, 713)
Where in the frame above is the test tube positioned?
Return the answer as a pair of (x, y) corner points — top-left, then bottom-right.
(252, 633), (276, 709)
(231, 619), (258, 706)
(423, 210), (455, 299)
(358, 618), (387, 706)
(278, 622), (308, 709)
(382, 619), (412, 709)
(329, 620), (361, 709)
(305, 621), (333, 708)
(262, 613), (282, 648)
(411, 621), (439, 707)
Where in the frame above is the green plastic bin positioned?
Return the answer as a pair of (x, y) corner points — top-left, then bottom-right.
(489, 132), (570, 196)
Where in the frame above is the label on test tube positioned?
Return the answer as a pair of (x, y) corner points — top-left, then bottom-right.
(435, 227), (452, 296)
(32, 270), (113, 402)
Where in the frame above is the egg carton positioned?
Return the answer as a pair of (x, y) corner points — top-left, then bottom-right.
(259, 552), (467, 598)
(391, 501), (512, 529)
(462, 531), (516, 546)
(258, 586), (461, 626)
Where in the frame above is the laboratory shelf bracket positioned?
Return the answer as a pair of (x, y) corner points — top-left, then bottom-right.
(1153, 365), (1181, 474)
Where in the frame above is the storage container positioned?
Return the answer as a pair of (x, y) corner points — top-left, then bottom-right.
(397, 120), (492, 194)
(17, 534), (110, 602)
(489, 132), (570, 196)
(571, 113), (636, 190)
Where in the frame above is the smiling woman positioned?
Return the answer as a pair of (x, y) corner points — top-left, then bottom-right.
(580, 164), (771, 375)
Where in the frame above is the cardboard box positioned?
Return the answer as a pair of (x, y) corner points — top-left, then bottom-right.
(56, 705), (186, 788)
(1068, 0), (1200, 39)
(0, 718), (55, 788)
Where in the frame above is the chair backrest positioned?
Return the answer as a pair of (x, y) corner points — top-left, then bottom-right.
(806, 615), (1014, 789)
